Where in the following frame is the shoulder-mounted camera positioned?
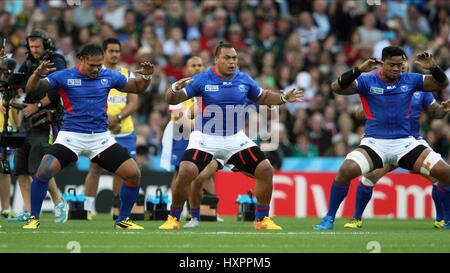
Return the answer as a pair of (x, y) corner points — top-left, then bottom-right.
(0, 58), (26, 99)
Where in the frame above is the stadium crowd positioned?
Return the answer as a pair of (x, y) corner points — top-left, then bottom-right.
(0, 0), (449, 170)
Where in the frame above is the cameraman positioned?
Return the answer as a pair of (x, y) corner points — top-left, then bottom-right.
(9, 30), (68, 223)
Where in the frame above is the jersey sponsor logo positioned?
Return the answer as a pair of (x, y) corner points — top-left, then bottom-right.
(369, 86), (384, 95)
(223, 82), (232, 85)
(101, 79), (109, 86)
(67, 79), (82, 86)
(205, 85), (219, 92)
(386, 85), (396, 90)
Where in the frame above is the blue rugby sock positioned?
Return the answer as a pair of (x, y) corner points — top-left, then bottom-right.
(170, 206), (183, 221)
(326, 180), (350, 219)
(436, 185), (450, 223)
(354, 181), (373, 220)
(255, 205), (270, 221)
(432, 185), (444, 221)
(116, 183), (139, 222)
(30, 177), (49, 219)
(189, 208), (200, 220)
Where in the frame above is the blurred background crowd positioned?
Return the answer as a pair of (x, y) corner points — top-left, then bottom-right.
(0, 0), (449, 170)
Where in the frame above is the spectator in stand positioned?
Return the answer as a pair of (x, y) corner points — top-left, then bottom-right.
(312, 0), (330, 40)
(296, 11), (320, 46)
(239, 9), (257, 41)
(403, 5), (431, 37)
(151, 8), (167, 42)
(357, 12), (384, 46)
(102, 0), (126, 30)
(58, 9), (80, 46)
(309, 112), (333, 156)
(290, 132), (319, 157)
(226, 24), (245, 51)
(163, 27), (191, 59)
(166, 0), (184, 29)
(332, 113), (360, 150)
(182, 7), (201, 42)
(117, 9), (139, 42)
(73, 0), (95, 28)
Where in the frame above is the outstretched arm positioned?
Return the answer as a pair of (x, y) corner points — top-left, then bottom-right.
(119, 62), (154, 93)
(443, 99), (450, 113)
(165, 77), (192, 105)
(331, 58), (383, 95)
(331, 80), (358, 95)
(415, 52), (449, 92)
(25, 60), (56, 92)
(256, 89), (304, 105)
(425, 101), (448, 119)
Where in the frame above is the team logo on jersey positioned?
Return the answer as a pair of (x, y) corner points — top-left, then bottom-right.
(67, 79), (82, 86)
(413, 92), (421, 98)
(400, 85), (409, 92)
(240, 140), (249, 147)
(369, 86), (384, 95)
(101, 79), (109, 86)
(205, 85), (219, 92)
(239, 85), (245, 92)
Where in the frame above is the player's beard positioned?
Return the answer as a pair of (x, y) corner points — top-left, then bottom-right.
(389, 72), (400, 81)
(88, 71), (99, 78)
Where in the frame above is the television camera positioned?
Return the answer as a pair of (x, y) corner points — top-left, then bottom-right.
(0, 57), (27, 173)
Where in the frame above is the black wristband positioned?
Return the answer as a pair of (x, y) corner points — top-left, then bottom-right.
(430, 65), (447, 83)
(338, 67), (362, 89)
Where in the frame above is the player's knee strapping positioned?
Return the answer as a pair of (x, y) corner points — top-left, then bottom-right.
(419, 150), (442, 176)
(345, 146), (382, 175)
(182, 149), (213, 173)
(227, 146), (266, 175)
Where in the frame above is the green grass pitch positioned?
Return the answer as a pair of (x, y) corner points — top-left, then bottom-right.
(1, 214), (449, 253)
